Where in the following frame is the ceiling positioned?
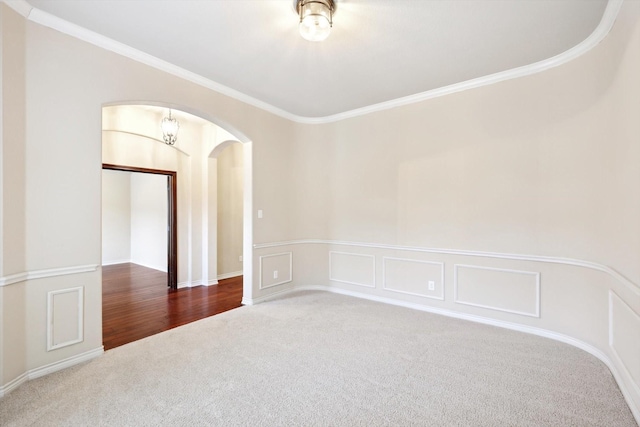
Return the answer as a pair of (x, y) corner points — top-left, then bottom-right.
(23, 0), (611, 120)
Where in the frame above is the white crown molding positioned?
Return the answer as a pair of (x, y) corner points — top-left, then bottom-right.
(0, 264), (99, 287)
(311, 0), (624, 124)
(2, 0), (32, 18)
(24, 6), (303, 123)
(13, 0), (623, 124)
(253, 238), (640, 297)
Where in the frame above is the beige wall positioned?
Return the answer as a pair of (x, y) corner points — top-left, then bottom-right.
(256, 0), (640, 418)
(101, 170), (131, 265)
(130, 173), (168, 272)
(0, 4), (27, 387)
(216, 143), (243, 277)
(1, 0), (639, 421)
(0, 2), (291, 393)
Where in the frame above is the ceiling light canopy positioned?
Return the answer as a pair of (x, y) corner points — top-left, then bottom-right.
(296, 0), (335, 42)
(161, 109), (179, 145)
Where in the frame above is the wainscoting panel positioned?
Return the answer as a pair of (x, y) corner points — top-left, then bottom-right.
(382, 257), (444, 300)
(610, 291), (640, 387)
(259, 252), (292, 289)
(454, 265), (540, 317)
(329, 251), (376, 288)
(47, 287), (84, 351)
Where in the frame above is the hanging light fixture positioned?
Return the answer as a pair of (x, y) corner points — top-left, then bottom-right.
(296, 0), (335, 42)
(161, 109), (180, 145)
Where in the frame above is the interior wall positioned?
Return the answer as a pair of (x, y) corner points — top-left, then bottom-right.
(216, 143), (243, 277)
(0, 3), (27, 387)
(101, 170), (131, 265)
(0, 4), (290, 394)
(1, 0), (639, 421)
(130, 173), (167, 272)
(253, 0), (640, 418)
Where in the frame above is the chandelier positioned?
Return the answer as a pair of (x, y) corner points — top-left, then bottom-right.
(161, 109), (180, 145)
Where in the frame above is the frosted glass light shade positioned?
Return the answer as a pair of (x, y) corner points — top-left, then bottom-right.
(297, 0), (334, 42)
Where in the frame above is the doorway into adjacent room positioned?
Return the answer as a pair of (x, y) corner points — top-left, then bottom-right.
(100, 104), (250, 350)
(102, 164), (177, 288)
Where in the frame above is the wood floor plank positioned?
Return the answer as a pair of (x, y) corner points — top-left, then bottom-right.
(102, 263), (243, 350)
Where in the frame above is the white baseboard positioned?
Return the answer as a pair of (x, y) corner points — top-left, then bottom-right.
(130, 260), (167, 273)
(285, 285), (639, 424)
(0, 346), (104, 398)
(242, 286), (297, 306)
(217, 271), (242, 281)
(101, 259), (132, 266)
(28, 347), (104, 380)
(0, 372), (28, 398)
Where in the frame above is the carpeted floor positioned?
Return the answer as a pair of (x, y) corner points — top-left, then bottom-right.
(0, 291), (637, 426)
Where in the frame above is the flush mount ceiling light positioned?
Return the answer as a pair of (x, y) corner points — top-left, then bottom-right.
(161, 109), (179, 145)
(296, 0), (335, 42)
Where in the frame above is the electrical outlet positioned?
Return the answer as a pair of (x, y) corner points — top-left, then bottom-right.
(273, 270), (278, 279)
(239, 255), (243, 262)
(258, 210), (263, 219)
(428, 280), (435, 291)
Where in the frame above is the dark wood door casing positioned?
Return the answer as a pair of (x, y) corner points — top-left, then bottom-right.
(102, 163), (178, 289)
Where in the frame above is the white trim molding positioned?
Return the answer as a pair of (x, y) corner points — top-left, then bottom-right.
(255, 285), (639, 423)
(453, 264), (541, 318)
(259, 252), (293, 290)
(7, 0), (623, 124)
(329, 251), (376, 288)
(253, 239), (640, 297)
(217, 271), (243, 281)
(0, 346), (103, 398)
(2, 0), (32, 18)
(382, 256), (445, 301)
(0, 264), (99, 287)
(47, 286), (85, 351)
(30, 347), (103, 380)
(609, 290), (640, 399)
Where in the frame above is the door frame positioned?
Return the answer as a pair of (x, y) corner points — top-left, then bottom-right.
(102, 163), (178, 289)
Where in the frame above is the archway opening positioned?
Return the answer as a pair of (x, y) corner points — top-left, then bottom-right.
(100, 103), (253, 349)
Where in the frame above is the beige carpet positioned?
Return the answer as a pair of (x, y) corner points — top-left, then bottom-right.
(0, 291), (637, 426)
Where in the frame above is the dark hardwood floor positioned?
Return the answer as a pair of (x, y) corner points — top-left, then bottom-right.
(102, 263), (243, 350)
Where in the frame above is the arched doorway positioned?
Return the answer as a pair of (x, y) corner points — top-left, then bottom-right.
(100, 103), (253, 349)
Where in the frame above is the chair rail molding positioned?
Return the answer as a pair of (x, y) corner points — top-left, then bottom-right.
(253, 239), (640, 296)
(0, 264), (99, 287)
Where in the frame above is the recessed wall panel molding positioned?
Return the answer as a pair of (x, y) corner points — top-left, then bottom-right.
(454, 264), (540, 318)
(47, 287), (84, 351)
(252, 239), (640, 298)
(329, 251), (376, 288)
(382, 257), (444, 300)
(610, 291), (640, 388)
(259, 252), (292, 289)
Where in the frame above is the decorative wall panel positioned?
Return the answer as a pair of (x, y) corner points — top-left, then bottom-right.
(259, 252), (292, 289)
(329, 252), (375, 288)
(382, 257), (444, 300)
(47, 287), (84, 351)
(454, 265), (540, 317)
(610, 291), (640, 386)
